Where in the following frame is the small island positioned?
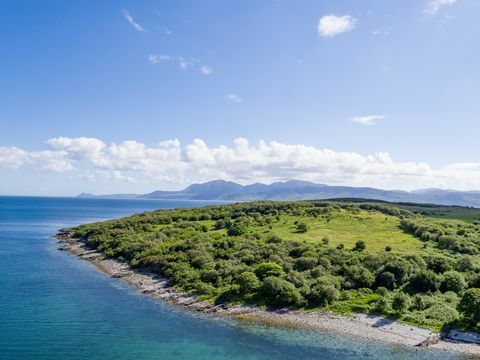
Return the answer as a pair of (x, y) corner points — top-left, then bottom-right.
(58, 200), (480, 355)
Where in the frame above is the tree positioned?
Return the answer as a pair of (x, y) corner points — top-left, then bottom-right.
(440, 271), (466, 294)
(376, 271), (396, 290)
(408, 270), (440, 293)
(353, 240), (366, 252)
(308, 283), (339, 307)
(258, 277), (303, 307)
(458, 288), (480, 326)
(214, 219), (226, 230)
(255, 262), (285, 280)
(342, 265), (374, 289)
(227, 222), (247, 236)
(392, 292), (410, 314)
(235, 271), (261, 294)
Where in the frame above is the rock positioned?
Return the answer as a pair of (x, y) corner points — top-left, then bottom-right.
(416, 335), (440, 347)
(447, 330), (480, 344)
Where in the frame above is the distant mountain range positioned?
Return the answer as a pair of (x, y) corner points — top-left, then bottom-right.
(77, 180), (480, 207)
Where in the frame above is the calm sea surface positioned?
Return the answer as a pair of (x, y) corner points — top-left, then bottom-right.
(0, 196), (470, 359)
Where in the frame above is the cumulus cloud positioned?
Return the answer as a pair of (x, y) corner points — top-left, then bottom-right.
(121, 9), (147, 32)
(225, 94), (243, 103)
(200, 66), (213, 75)
(351, 115), (385, 126)
(424, 0), (457, 15)
(318, 15), (356, 37)
(3, 137), (480, 190)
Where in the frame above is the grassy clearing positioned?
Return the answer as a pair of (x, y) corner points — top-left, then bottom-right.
(249, 209), (425, 254)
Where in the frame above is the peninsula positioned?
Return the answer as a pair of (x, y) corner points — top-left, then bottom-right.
(58, 200), (480, 355)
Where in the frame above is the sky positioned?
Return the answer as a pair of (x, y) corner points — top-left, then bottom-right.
(1, 0), (480, 196)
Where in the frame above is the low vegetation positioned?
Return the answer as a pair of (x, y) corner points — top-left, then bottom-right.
(72, 200), (480, 332)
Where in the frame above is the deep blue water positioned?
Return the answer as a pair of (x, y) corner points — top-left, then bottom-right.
(0, 196), (470, 359)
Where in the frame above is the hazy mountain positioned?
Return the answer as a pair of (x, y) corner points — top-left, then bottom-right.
(77, 180), (480, 207)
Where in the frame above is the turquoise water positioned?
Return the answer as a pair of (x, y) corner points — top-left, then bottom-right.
(0, 196), (470, 359)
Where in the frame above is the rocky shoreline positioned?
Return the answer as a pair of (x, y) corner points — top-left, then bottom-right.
(56, 229), (480, 357)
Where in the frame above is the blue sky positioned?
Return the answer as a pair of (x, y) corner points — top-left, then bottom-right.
(1, 0), (479, 195)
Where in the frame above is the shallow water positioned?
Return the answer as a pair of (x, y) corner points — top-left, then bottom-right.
(0, 196), (470, 359)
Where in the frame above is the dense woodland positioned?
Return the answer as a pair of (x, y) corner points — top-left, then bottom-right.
(72, 200), (480, 332)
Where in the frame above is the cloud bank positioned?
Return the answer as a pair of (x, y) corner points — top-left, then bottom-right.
(1, 137), (480, 191)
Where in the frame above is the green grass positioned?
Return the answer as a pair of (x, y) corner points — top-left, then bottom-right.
(253, 209), (426, 254)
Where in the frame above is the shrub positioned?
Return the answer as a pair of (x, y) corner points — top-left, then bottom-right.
(440, 271), (466, 294)
(408, 270), (440, 293)
(374, 296), (389, 313)
(255, 262), (285, 280)
(227, 222), (247, 236)
(296, 222), (308, 233)
(376, 271), (396, 290)
(392, 292), (410, 314)
(353, 240), (366, 252)
(458, 288), (480, 326)
(258, 277), (303, 307)
(235, 271), (261, 294)
(294, 256), (318, 271)
(308, 282), (339, 307)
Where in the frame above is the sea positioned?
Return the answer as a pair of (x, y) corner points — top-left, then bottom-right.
(0, 196), (470, 359)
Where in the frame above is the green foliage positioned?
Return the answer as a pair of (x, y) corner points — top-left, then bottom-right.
(259, 277), (303, 307)
(71, 200), (480, 330)
(295, 222), (308, 233)
(353, 240), (366, 252)
(392, 292), (410, 314)
(458, 288), (480, 326)
(255, 262), (285, 280)
(440, 271), (466, 294)
(407, 270), (440, 293)
(227, 222), (247, 236)
(235, 271), (261, 294)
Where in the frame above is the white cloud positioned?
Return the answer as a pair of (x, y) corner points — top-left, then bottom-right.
(225, 94), (243, 103)
(424, 0), (457, 15)
(318, 15), (356, 37)
(121, 9), (147, 32)
(351, 115), (385, 126)
(200, 66), (213, 75)
(148, 54), (174, 64)
(4, 136), (480, 190)
(148, 54), (199, 70)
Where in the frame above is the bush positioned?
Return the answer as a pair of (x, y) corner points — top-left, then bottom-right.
(258, 277), (303, 307)
(440, 271), (466, 294)
(458, 288), (480, 326)
(296, 222), (308, 233)
(255, 262), (285, 280)
(353, 240), (366, 252)
(235, 271), (261, 294)
(376, 271), (396, 290)
(374, 296), (389, 313)
(408, 270), (440, 293)
(227, 223), (247, 236)
(308, 283), (339, 307)
(392, 292), (410, 314)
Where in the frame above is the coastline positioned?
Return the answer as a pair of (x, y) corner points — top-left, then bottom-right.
(56, 230), (480, 357)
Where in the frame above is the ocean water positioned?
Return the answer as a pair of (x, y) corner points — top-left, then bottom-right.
(0, 196), (470, 360)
